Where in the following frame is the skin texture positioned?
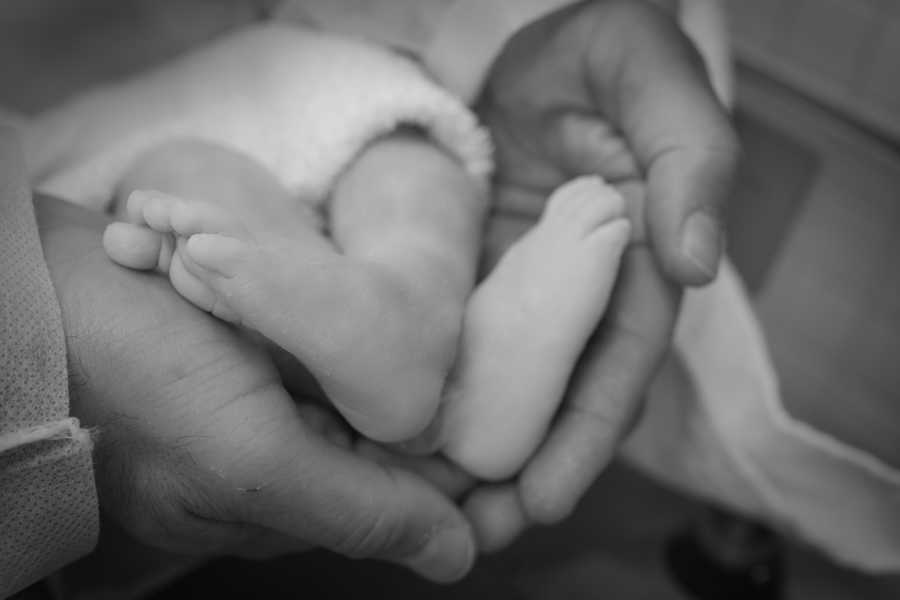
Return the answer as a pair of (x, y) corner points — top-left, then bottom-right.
(105, 134), (485, 443)
(441, 177), (630, 480)
(460, 0), (738, 550)
(28, 0), (738, 573)
(36, 194), (475, 583)
(104, 136), (630, 485)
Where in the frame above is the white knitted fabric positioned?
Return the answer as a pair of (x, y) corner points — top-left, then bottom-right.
(0, 131), (98, 598)
(26, 24), (492, 213)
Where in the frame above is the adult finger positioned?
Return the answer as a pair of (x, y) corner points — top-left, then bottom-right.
(586, 0), (739, 285)
(225, 525), (314, 560)
(518, 246), (679, 523)
(205, 384), (475, 583)
(544, 112), (640, 186)
(355, 439), (476, 500)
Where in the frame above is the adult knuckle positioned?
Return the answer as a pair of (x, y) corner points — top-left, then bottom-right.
(568, 399), (624, 432)
(333, 508), (402, 559)
(604, 309), (665, 353)
(572, 371), (637, 425)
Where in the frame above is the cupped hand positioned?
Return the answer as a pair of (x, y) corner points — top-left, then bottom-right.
(483, 0), (737, 283)
(467, 0), (739, 549)
(34, 194), (475, 582)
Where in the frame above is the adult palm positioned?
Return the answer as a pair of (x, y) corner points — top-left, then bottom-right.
(36, 195), (475, 582)
(468, 0), (739, 548)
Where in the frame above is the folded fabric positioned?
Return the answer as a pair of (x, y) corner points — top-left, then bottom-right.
(624, 261), (900, 573)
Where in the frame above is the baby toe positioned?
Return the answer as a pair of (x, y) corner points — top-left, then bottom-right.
(169, 201), (249, 239)
(543, 176), (626, 234)
(103, 221), (173, 271)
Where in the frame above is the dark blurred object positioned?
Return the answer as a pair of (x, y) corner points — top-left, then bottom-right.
(665, 506), (784, 600)
(147, 550), (525, 600)
(7, 581), (53, 600)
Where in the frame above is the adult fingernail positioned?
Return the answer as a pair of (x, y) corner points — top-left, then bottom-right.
(405, 526), (474, 583)
(681, 211), (722, 280)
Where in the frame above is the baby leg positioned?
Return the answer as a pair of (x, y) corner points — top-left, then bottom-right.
(103, 139), (328, 322)
(440, 176), (631, 480)
(326, 132), (487, 441)
(103, 136), (485, 443)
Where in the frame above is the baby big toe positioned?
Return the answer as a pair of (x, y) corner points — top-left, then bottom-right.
(180, 232), (284, 326)
(184, 233), (251, 279)
(169, 249), (239, 322)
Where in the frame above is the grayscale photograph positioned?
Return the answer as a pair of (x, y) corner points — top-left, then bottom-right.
(2, 1), (899, 598)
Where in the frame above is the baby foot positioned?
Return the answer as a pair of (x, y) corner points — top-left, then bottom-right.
(104, 190), (259, 323)
(440, 176), (631, 480)
(103, 190), (450, 443)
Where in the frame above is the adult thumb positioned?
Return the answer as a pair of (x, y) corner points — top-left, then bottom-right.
(215, 388), (476, 583)
(586, 0), (739, 285)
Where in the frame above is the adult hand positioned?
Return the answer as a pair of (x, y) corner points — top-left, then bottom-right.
(35, 195), (475, 582)
(468, 0), (739, 549)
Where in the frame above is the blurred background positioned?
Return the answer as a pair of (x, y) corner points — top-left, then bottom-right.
(728, 0), (900, 144)
(3, 1), (900, 598)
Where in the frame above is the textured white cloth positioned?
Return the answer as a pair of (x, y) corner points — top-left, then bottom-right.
(26, 24), (491, 213)
(0, 131), (98, 598)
